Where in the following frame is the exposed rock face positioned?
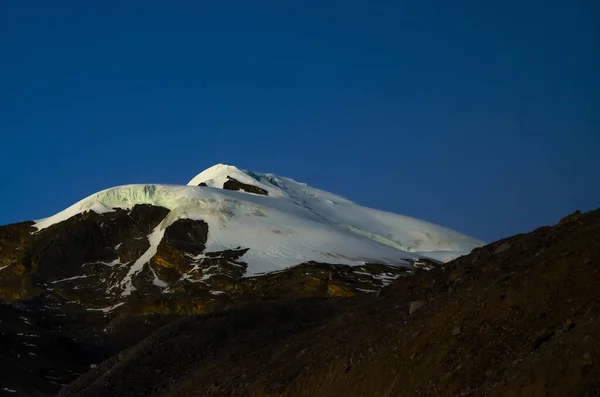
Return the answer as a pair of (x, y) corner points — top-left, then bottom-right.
(222, 176), (269, 195)
(0, 221), (36, 301)
(2, 203), (408, 306)
(151, 219), (209, 283)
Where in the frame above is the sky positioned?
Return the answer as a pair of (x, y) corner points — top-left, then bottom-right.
(1, 1), (599, 242)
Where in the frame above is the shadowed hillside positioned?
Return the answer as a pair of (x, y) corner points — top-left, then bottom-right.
(58, 209), (600, 397)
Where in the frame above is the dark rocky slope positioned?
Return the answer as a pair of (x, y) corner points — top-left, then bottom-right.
(222, 176), (269, 195)
(0, 204), (412, 395)
(56, 209), (600, 397)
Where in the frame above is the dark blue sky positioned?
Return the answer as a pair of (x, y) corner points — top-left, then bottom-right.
(1, 1), (599, 242)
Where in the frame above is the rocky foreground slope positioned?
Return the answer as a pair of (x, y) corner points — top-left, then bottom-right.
(52, 210), (600, 396)
(55, 209), (600, 397)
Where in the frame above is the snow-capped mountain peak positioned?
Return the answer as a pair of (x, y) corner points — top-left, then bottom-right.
(187, 164), (284, 197)
(187, 164), (352, 203)
(31, 164), (483, 296)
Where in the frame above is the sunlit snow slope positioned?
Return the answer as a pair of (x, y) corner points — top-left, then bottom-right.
(35, 164), (483, 276)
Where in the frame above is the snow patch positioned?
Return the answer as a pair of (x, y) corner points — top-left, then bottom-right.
(50, 275), (90, 284)
(84, 258), (121, 268)
(372, 272), (402, 286)
(86, 302), (125, 313)
(16, 333), (39, 338)
(119, 222), (167, 296)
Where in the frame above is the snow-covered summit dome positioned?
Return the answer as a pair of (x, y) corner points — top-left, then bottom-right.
(33, 164), (484, 283)
(187, 164), (287, 198)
